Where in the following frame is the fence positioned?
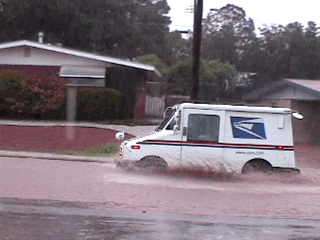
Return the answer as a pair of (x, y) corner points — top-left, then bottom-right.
(145, 95), (165, 118)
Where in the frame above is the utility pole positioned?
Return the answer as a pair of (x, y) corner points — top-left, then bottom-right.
(190, 0), (203, 101)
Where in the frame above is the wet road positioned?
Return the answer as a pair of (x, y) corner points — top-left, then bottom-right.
(1, 156), (320, 239)
(1, 157), (320, 220)
(1, 198), (320, 240)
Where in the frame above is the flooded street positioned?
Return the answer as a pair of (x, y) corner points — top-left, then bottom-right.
(1, 157), (320, 220)
(2, 198), (320, 240)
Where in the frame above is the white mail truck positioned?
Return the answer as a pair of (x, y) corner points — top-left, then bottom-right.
(116, 103), (302, 174)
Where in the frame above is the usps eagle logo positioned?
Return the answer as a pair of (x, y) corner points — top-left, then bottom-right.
(230, 117), (266, 140)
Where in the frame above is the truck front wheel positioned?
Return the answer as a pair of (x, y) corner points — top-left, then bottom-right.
(136, 156), (168, 172)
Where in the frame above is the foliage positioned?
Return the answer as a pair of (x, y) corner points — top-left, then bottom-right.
(0, 71), (65, 115)
(0, 0), (171, 58)
(253, 22), (320, 80)
(167, 58), (193, 96)
(126, 0), (171, 58)
(202, 4), (256, 65)
(167, 59), (237, 101)
(201, 4), (320, 84)
(199, 60), (237, 101)
(77, 88), (123, 121)
(163, 31), (192, 64)
(136, 54), (170, 80)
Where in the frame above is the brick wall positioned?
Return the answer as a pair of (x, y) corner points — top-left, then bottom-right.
(291, 100), (320, 145)
(0, 65), (60, 78)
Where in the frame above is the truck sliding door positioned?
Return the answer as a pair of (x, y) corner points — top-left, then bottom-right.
(181, 109), (224, 170)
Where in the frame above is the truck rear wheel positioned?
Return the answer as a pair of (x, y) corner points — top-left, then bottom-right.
(242, 159), (272, 174)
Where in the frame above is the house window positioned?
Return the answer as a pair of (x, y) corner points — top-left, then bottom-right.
(24, 47), (31, 57)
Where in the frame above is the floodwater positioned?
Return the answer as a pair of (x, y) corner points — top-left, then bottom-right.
(1, 157), (320, 220)
(2, 198), (320, 240)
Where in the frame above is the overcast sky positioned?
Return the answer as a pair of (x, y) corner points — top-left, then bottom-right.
(167, 0), (320, 32)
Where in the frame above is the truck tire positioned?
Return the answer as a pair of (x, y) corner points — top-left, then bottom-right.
(136, 156), (168, 172)
(242, 159), (272, 174)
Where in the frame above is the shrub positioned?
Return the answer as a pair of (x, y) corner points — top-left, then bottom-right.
(0, 71), (25, 116)
(77, 88), (123, 120)
(0, 70), (65, 116)
(167, 59), (237, 102)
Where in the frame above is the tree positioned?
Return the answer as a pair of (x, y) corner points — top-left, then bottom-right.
(167, 58), (193, 96)
(0, 0), (171, 59)
(202, 4), (256, 66)
(199, 60), (237, 102)
(289, 21), (320, 79)
(166, 58), (237, 102)
(163, 31), (192, 64)
(256, 22), (320, 80)
(124, 0), (171, 58)
(257, 24), (290, 79)
(136, 54), (170, 80)
(0, 0), (80, 44)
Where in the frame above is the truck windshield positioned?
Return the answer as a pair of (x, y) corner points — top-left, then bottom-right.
(156, 108), (175, 131)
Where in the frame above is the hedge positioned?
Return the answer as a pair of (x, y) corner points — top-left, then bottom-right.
(76, 88), (123, 121)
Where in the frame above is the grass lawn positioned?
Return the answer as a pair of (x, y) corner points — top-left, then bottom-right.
(60, 143), (120, 157)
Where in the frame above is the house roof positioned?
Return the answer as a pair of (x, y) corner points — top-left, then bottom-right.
(243, 79), (320, 100)
(0, 40), (161, 77)
(286, 79), (320, 93)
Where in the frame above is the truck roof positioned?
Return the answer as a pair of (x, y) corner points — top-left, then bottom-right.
(179, 103), (292, 114)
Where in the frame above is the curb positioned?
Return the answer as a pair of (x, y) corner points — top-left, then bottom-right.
(0, 150), (116, 163)
(0, 120), (128, 130)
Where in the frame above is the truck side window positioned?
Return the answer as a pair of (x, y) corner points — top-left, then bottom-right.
(166, 118), (175, 130)
(187, 114), (220, 142)
(166, 110), (181, 131)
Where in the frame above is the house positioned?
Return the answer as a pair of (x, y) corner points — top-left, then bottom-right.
(0, 38), (161, 119)
(243, 79), (320, 145)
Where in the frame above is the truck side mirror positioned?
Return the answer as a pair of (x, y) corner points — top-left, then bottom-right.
(292, 111), (303, 120)
(115, 132), (125, 141)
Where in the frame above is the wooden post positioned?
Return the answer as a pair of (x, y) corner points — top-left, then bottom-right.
(190, 0), (203, 101)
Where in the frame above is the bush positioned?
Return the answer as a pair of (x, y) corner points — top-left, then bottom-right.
(77, 88), (123, 121)
(166, 59), (237, 102)
(200, 60), (237, 102)
(167, 58), (193, 95)
(0, 71), (65, 117)
(0, 71), (25, 117)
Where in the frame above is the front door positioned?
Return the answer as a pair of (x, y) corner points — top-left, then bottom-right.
(181, 109), (224, 170)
